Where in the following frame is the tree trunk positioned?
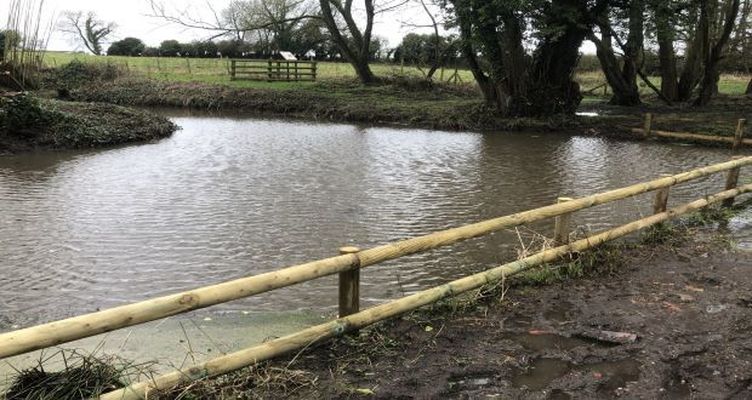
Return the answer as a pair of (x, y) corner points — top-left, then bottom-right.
(591, 31), (641, 106)
(453, 0), (606, 116)
(695, 0), (741, 106)
(677, 4), (706, 101)
(353, 58), (376, 84)
(520, 1), (589, 116)
(589, 1), (642, 107)
(656, 30), (679, 100)
(457, 15), (500, 106)
(318, 0), (377, 85)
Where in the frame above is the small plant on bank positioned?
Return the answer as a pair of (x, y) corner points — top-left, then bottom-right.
(3, 350), (143, 400)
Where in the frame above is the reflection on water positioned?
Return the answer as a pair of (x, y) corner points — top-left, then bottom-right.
(0, 113), (740, 327)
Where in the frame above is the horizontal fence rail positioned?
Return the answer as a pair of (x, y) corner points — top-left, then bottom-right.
(102, 182), (752, 400)
(230, 59), (317, 82)
(1, 157), (751, 361)
(634, 114), (749, 149)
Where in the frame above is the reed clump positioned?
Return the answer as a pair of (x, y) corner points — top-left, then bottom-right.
(3, 350), (138, 400)
(2, 0), (54, 90)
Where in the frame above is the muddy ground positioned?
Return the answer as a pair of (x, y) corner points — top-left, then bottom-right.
(162, 224), (752, 400)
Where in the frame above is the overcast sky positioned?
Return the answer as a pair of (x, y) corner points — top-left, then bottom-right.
(1, 0), (442, 52)
(1, 0), (595, 54)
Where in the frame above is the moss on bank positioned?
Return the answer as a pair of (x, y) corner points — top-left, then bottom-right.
(0, 94), (178, 153)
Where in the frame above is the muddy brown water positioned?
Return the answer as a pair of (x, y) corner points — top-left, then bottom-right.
(0, 112), (746, 329)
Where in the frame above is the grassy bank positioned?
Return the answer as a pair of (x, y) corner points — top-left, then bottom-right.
(0, 94), (178, 153)
(39, 53), (752, 139)
(64, 77), (578, 132)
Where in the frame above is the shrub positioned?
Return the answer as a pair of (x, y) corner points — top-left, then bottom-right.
(0, 93), (54, 137)
(44, 59), (123, 96)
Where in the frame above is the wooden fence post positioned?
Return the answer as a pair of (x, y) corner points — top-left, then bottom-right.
(230, 60), (236, 80)
(733, 119), (746, 153)
(553, 197), (574, 245)
(653, 174), (672, 214)
(643, 113), (653, 139)
(723, 156), (743, 207)
(338, 246), (361, 318)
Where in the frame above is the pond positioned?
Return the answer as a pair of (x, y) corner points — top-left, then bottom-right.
(0, 112), (739, 328)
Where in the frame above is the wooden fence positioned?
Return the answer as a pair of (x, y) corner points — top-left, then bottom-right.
(230, 59), (317, 82)
(633, 114), (750, 150)
(1, 157), (751, 399)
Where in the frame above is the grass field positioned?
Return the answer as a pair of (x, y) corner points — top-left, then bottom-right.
(45, 51), (751, 96)
(44, 51), (475, 90)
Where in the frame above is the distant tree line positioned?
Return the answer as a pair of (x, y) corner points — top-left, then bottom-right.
(106, 36), (388, 61)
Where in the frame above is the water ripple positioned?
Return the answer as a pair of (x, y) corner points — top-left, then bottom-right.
(0, 114), (738, 326)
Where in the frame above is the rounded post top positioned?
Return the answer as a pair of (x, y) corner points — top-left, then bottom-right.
(339, 246), (361, 255)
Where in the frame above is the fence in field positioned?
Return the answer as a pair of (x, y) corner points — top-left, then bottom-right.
(230, 59), (317, 82)
(635, 114), (750, 150)
(1, 155), (751, 399)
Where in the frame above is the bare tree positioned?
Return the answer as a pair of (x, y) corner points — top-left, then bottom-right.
(318, 0), (377, 83)
(149, 0), (316, 41)
(58, 11), (115, 55)
(398, 0), (456, 80)
(315, 0), (405, 83)
(224, 0), (319, 54)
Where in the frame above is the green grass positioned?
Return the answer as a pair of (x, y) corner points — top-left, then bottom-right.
(45, 52), (751, 96)
(576, 70), (752, 96)
(43, 51), (476, 90)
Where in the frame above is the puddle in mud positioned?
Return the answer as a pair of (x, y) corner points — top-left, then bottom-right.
(587, 359), (641, 394)
(543, 301), (574, 322)
(511, 358), (641, 393)
(507, 332), (591, 352)
(511, 358), (572, 390)
(448, 373), (494, 391)
(548, 389), (572, 399)
(727, 206), (752, 251)
(662, 371), (693, 397)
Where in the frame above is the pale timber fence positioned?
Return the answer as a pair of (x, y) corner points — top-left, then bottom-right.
(229, 59), (317, 82)
(634, 114), (750, 150)
(0, 157), (751, 399)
